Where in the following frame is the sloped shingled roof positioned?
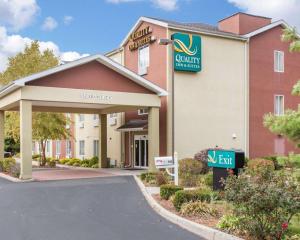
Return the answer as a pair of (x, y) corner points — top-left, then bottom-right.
(145, 17), (246, 39)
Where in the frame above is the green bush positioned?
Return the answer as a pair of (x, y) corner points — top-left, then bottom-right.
(224, 168), (300, 240)
(0, 158), (16, 172)
(155, 171), (169, 186)
(47, 159), (56, 168)
(160, 184), (183, 200)
(247, 158), (275, 173)
(217, 214), (241, 234)
(194, 149), (210, 174)
(140, 172), (157, 183)
(73, 162), (80, 167)
(80, 163), (89, 168)
(172, 188), (212, 211)
(91, 163), (98, 168)
(263, 156), (282, 170)
(180, 201), (218, 217)
(59, 158), (69, 165)
(66, 158), (80, 166)
(203, 172), (213, 187)
(179, 158), (205, 187)
(89, 156), (98, 167)
(32, 154), (40, 160)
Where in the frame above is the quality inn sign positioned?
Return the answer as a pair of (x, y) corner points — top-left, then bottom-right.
(172, 33), (202, 72)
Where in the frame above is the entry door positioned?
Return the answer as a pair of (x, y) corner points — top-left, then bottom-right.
(134, 135), (148, 168)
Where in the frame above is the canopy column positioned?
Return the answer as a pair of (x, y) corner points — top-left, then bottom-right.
(0, 111), (4, 161)
(20, 100), (32, 180)
(99, 113), (108, 168)
(148, 107), (159, 171)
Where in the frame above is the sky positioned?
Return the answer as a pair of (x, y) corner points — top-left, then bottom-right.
(0, 0), (299, 71)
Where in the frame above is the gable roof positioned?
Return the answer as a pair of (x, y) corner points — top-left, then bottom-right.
(0, 54), (168, 98)
(120, 16), (247, 47)
(243, 20), (292, 38)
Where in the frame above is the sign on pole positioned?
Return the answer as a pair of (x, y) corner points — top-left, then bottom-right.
(155, 154), (179, 186)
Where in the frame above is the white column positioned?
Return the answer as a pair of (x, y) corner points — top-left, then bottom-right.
(20, 100), (32, 180)
(99, 113), (107, 168)
(148, 107), (159, 172)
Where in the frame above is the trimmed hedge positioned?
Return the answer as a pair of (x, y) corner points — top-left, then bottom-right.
(160, 184), (183, 200)
(172, 188), (212, 211)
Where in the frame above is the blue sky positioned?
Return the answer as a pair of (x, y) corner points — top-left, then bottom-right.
(0, 0), (299, 71)
(21, 0), (238, 55)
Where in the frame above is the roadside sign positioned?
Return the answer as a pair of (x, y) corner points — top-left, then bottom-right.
(155, 156), (174, 168)
(207, 150), (235, 169)
(155, 155), (179, 186)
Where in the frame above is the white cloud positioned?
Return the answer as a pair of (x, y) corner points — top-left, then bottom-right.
(0, 26), (89, 72)
(0, 0), (39, 32)
(63, 16), (74, 25)
(106, 0), (139, 3)
(228, 0), (300, 29)
(42, 17), (58, 31)
(151, 0), (178, 11)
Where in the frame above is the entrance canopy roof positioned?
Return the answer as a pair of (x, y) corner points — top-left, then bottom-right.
(0, 54), (167, 114)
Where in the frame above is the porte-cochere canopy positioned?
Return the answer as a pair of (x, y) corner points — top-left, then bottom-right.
(0, 54), (167, 179)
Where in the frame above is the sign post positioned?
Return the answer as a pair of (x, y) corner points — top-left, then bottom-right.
(155, 153), (179, 186)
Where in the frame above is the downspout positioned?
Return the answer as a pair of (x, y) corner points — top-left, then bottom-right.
(244, 38), (250, 158)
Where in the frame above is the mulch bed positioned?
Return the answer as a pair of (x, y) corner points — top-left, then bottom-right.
(152, 194), (223, 228)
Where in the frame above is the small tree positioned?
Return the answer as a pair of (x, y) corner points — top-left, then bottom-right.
(264, 27), (300, 148)
(224, 169), (300, 239)
(33, 113), (71, 166)
(0, 41), (70, 165)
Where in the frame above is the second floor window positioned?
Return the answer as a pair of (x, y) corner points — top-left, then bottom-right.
(274, 95), (284, 116)
(138, 45), (149, 75)
(274, 50), (284, 73)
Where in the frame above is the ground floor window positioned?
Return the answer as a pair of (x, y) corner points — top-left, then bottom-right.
(46, 140), (50, 153)
(93, 140), (99, 157)
(66, 140), (72, 157)
(79, 140), (85, 156)
(56, 140), (61, 155)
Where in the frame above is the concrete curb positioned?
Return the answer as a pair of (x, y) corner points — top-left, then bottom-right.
(0, 173), (34, 183)
(134, 175), (243, 240)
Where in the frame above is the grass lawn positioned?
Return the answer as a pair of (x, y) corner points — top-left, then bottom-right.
(290, 214), (300, 235)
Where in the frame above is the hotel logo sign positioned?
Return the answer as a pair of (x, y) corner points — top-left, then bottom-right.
(172, 33), (201, 72)
(207, 150), (235, 169)
(129, 26), (156, 51)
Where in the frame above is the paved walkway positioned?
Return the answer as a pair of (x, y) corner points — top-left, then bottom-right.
(0, 176), (202, 240)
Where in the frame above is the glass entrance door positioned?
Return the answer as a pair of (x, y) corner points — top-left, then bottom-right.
(134, 135), (148, 168)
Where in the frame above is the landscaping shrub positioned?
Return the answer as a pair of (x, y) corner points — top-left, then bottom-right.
(140, 172), (157, 184)
(247, 158), (275, 173)
(263, 155), (282, 170)
(66, 158), (81, 166)
(89, 156), (98, 167)
(179, 158), (205, 187)
(160, 184), (183, 200)
(80, 163), (89, 168)
(73, 162), (80, 167)
(155, 171), (169, 186)
(203, 172), (213, 188)
(224, 168), (300, 240)
(0, 158), (16, 172)
(172, 188), (212, 211)
(180, 201), (218, 217)
(194, 149), (210, 174)
(59, 158), (69, 165)
(32, 154), (40, 160)
(47, 159), (56, 168)
(91, 163), (98, 168)
(217, 214), (241, 234)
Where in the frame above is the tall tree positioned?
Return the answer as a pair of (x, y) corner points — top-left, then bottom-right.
(0, 41), (71, 166)
(263, 27), (300, 148)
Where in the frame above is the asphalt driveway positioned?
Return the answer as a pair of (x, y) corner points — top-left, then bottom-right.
(0, 176), (202, 240)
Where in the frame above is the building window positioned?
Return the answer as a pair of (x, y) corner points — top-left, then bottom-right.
(79, 140), (85, 156)
(274, 50), (284, 72)
(274, 95), (284, 116)
(79, 114), (85, 121)
(93, 140), (99, 157)
(66, 140), (72, 157)
(93, 114), (99, 120)
(138, 108), (149, 115)
(46, 140), (50, 153)
(56, 140), (61, 155)
(138, 45), (149, 75)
